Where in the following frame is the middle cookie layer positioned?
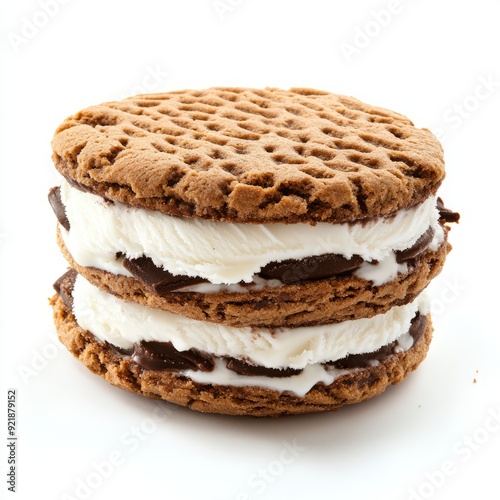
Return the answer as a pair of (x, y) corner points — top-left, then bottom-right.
(58, 228), (449, 327)
(69, 272), (430, 370)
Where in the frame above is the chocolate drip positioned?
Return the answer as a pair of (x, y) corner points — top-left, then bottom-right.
(123, 256), (207, 294)
(53, 268), (77, 309)
(120, 236), (430, 293)
(259, 253), (363, 284)
(395, 227), (435, 264)
(329, 313), (427, 369)
(408, 312), (428, 342)
(132, 341), (214, 372)
(437, 198), (460, 223)
(48, 186), (70, 231)
(225, 359), (301, 378)
(123, 253), (366, 293)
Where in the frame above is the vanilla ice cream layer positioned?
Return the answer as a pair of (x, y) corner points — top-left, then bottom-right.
(60, 179), (440, 285)
(184, 326), (419, 396)
(183, 359), (342, 397)
(180, 223), (444, 292)
(72, 274), (430, 370)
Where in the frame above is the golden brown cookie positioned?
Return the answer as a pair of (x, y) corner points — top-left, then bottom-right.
(50, 292), (433, 417)
(51, 87), (445, 224)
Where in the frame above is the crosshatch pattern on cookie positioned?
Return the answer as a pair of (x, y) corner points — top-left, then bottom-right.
(52, 87), (445, 223)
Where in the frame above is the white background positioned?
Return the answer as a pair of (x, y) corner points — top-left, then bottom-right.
(1, 1), (499, 499)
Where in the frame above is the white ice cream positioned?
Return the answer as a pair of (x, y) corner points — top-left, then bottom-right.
(353, 224), (444, 285)
(60, 179), (441, 285)
(177, 224), (444, 291)
(72, 274), (429, 370)
(182, 359), (342, 397)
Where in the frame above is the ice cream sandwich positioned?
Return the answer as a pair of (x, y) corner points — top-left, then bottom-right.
(48, 87), (459, 416)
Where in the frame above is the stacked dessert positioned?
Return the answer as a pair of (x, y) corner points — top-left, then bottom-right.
(48, 87), (459, 416)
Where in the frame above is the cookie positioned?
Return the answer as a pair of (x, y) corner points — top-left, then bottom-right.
(56, 225), (450, 327)
(51, 87), (445, 223)
(50, 271), (433, 417)
(48, 88), (459, 416)
(50, 174), (453, 327)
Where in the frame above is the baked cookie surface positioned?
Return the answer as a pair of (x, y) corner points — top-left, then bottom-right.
(52, 87), (445, 223)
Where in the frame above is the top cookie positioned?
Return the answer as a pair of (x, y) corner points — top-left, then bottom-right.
(51, 87), (445, 223)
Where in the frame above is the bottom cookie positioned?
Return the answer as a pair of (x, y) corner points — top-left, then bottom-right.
(50, 291), (432, 417)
